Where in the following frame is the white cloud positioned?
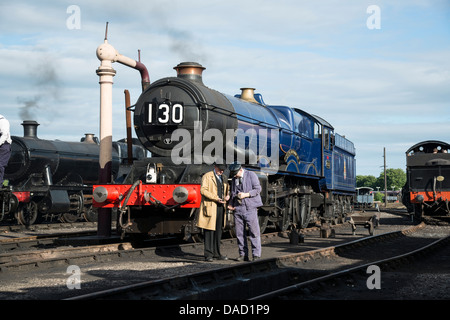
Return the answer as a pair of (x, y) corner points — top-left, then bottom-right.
(1, 1), (449, 177)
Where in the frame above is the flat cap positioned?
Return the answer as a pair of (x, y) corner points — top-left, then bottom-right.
(214, 163), (227, 171)
(228, 161), (242, 177)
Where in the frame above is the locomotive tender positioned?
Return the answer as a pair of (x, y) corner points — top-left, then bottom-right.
(402, 140), (450, 219)
(0, 120), (146, 225)
(93, 62), (356, 239)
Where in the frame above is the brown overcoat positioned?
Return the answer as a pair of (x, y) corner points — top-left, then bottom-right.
(196, 170), (229, 231)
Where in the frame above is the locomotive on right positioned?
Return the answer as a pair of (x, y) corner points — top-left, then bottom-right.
(402, 140), (450, 219)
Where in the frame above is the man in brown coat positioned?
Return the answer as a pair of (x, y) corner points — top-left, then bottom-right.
(196, 163), (229, 262)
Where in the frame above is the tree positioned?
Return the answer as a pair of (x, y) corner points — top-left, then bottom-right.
(356, 168), (406, 190)
(373, 192), (383, 202)
(375, 168), (406, 191)
(356, 175), (377, 188)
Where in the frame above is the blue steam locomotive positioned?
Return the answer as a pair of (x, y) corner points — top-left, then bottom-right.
(93, 62), (356, 239)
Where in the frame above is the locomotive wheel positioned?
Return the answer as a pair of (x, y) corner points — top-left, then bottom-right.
(191, 233), (204, 243)
(16, 202), (38, 226)
(258, 213), (268, 234)
(83, 206), (98, 222)
(298, 195), (312, 229)
(180, 221), (204, 243)
(275, 197), (290, 231)
(60, 213), (79, 223)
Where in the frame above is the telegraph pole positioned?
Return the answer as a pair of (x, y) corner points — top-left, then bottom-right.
(384, 147), (387, 208)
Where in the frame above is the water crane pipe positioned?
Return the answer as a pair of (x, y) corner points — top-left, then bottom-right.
(95, 24), (150, 237)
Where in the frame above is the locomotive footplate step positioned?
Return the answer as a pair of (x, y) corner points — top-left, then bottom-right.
(56, 235), (121, 246)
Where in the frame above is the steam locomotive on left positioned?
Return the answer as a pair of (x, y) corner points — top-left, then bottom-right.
(0, 120), (146, 225)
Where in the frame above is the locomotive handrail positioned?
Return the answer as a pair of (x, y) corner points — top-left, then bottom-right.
(201, 101), (289, 132)
(118, 180), (141, 229)
(201, 99), (326, 143)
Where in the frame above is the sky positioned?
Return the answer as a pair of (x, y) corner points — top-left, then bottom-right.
(0, 0), (449, 178)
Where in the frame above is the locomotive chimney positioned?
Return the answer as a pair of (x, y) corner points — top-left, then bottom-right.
(174, 62), (205, 84)
(21, 120), (39, 138)
(83, 133), (97, 144)
(240, 88), (259, 104)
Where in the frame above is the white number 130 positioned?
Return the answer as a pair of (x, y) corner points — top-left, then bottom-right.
(148, 103), (183, 124)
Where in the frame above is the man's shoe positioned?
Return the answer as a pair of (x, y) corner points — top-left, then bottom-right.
(235, 255), (249, 262)
(205, 257), (213, 262)
(252, 256), (261, 261)
(214, 255), (228, 261)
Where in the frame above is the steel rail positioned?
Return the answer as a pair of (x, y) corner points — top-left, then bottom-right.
(66, 223), (426, 300)
(0, 221), (98, 234)
(0, 220), (342, 272)
(251, 229), (449, 300)
(0, 230), (99, 252)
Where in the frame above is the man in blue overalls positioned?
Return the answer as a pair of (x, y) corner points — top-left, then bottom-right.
(228, 162), (263, 261)
(0, 115), (12, 186)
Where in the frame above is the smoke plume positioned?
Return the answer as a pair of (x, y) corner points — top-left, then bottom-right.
(165, 27), (209, 64)
(17, 56), (62, 121)
(18, 95), (41, 120)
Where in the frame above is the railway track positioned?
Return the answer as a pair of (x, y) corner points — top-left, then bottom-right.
(253, 229), (450, 299)
(66, 221), (449, 300)
(0, 234), (181, 272)
(0, 221), (104, 252)
(0, 221), (99, 234)
(2, 210), (443, 300)
(0, 219), (343, 273)
(0, 230), (99, 252)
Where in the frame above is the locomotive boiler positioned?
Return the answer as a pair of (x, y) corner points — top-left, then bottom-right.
(402, 140), (450, 219)
(92, 62), (356, 240)
(1, 120), (146, 225)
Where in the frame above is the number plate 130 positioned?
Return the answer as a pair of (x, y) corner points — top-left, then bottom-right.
(147, 102), (184, 125)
